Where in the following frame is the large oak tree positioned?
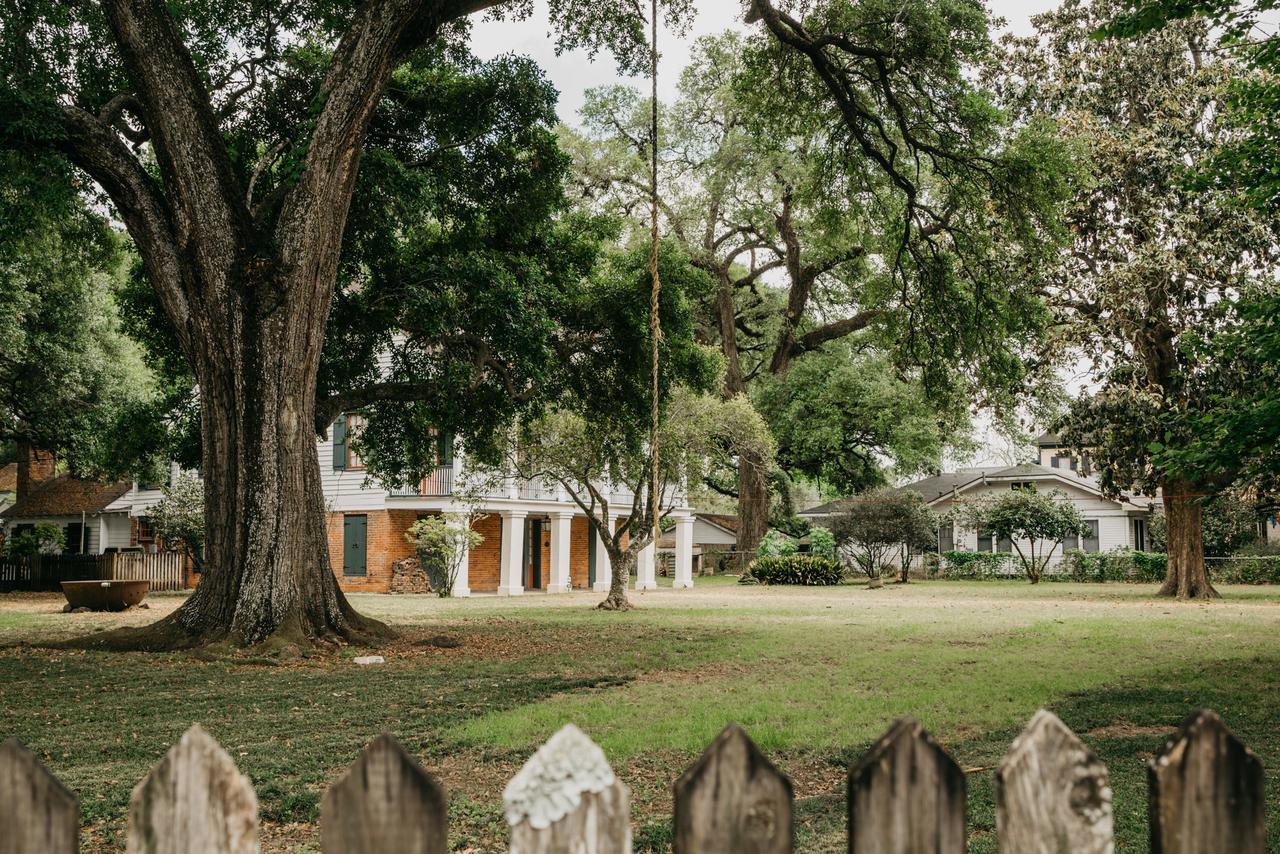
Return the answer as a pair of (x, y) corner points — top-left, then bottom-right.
(569, 26), (1074, 550)
(991, 0), (1278, 598)
(0, 0), (689, 648)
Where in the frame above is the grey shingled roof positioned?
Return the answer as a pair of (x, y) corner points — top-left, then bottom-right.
(801, 463), (1153, 515)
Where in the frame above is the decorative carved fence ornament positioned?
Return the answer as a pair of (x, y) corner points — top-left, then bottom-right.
(0, 708), (1265, 853)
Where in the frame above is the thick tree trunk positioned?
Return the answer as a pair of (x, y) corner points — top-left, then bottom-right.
(736, 454), (769, 555)
(1158, 478), (1219, 600)
(598, 549), (635, 611)
(83, 274), (391, 651)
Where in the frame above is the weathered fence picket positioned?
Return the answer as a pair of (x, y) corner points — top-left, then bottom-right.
(1148, 709), (1266, 854)
(322, 733), (447, 854)
(0, 738), (78, 854)
(848, 716), (967, 854)
(995, 709), (1112, 854)
(127, 725), (258, 854)
(0, 708), (1268, 852)
(673, 723), (792, 854)
(504, 724), (630, 853)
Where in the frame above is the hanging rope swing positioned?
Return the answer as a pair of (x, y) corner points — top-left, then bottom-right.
(647, 0), (663, 554)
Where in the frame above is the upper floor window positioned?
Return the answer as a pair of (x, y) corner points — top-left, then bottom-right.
(331, 413), (366, 471)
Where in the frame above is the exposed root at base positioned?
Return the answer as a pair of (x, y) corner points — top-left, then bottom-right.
(596, 597), (634, 611)
(50, 609), (397, 656)
(1156, 581), (1221, 601)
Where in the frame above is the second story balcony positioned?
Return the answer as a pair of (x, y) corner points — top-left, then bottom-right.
(387, 465), (455, 498)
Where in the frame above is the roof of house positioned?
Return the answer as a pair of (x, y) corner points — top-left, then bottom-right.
(696, 513), (739, 534)
(1036, 432), (1062, 446)
(800, 463), (1153, 516)
(0, 463), (15, 493)
(0, 475), (131, 519)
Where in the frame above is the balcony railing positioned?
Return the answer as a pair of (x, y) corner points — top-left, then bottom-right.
(388, 465), (454, 497)
(519, 479), (559, 501)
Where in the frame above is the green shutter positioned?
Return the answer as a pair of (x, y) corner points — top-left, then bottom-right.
(436, 431), (453, 465)
(343, 514), (367, 576)
(332, 415), (348, 470)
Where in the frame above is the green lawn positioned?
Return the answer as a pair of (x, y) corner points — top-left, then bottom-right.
(2, 579), (1278, 851)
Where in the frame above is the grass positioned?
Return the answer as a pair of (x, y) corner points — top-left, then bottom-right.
(2, 579), (1279, 851)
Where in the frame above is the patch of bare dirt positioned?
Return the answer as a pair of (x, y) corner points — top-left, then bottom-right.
(1085, 720), (1171, 739)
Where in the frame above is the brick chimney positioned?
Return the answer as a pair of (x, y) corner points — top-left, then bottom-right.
(16, 441), (56, 501)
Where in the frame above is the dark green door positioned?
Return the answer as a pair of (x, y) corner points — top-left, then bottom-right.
(343, 515), (367, 576)
(587, 527), (597, 586)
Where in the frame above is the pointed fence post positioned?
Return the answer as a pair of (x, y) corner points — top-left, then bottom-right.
(0, 738), (78, 854)
(321, 733), (447, 854)
(995, 710), (1112, 853)
(504, 724), (630, 853)
(673, 723), (792, 854)
(1148, 709), (1265, 854)
(127, 725), (258, 854)
(848, 717), (965, 854)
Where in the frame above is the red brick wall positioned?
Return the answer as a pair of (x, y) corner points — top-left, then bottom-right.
(571, 516), (590, 588)
(323, 510), (594, 594)
(469, 514), (502, 592)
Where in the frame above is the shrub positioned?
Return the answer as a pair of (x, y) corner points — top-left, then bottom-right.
(936, 551), (1016, 579)
(806, 526), (837, 562)
(742, 555), (843, 586)
(1207, 556), (1280, 584)
(757, 529), (799, 559)
(1063, 548), (1167, 582)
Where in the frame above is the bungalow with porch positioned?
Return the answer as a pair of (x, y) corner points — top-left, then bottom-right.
(801, 462), (1155, 570)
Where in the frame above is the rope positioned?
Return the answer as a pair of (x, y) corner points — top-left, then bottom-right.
(648, 0), (662, 550)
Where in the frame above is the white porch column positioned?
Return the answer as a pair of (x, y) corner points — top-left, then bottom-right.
(96, 515), (110, 555)
(449, 515), (471, 597)
(498, 510), (526, 596)
(548, 512), (573, 593)
(674, 515), (694, 589)
(593, 529), (613, 592)
(636, 542), (657, 590)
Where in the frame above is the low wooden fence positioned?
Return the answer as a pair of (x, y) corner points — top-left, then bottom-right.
(0, 552), (188, 592)
(0, 707), (1264, 853)
(105, 551), (187, 591)
(0, 554), (103, 591)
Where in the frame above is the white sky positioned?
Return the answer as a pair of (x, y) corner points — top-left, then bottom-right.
(470, 0), (1059, 126)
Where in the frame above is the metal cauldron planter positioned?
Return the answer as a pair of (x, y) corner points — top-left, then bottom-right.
(61, 579), (150, 611)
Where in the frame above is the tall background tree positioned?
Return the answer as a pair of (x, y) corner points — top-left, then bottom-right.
(568, 27), (1075, 551)
(0, 166), (154, 468)
(991, 0), (1279, 599)
(1105, 0), (1280, 500)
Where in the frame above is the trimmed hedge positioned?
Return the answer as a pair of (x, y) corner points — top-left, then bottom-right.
(935, 551), (1018, 580)
(741, 555), (844, 586)
(1063, 548), (1167, 582)
(1207, 556), (1280, 584)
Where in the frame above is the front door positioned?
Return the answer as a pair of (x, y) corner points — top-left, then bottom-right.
(526, 518), (543, 589)
(343, 514), (367, 576)
(588, 526), (597, 587)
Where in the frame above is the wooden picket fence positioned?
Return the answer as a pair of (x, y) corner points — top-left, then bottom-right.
(0, 551), (188, 592)
(0, 708), (1265, 853)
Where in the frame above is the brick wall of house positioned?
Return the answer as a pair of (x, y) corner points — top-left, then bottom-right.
(571, 516), (590, 588)
(324, 510), (594, 594)
(327, 510), (389, 593)
(469, 513), (502, 591)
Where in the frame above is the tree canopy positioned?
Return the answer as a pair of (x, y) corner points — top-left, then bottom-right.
(568, 25), (1076, 548)
(829, 488), (936, 586)
(992, 0), (1279, 598)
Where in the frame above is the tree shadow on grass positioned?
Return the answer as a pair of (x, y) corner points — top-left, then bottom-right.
(789, 654), (1280, 854)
